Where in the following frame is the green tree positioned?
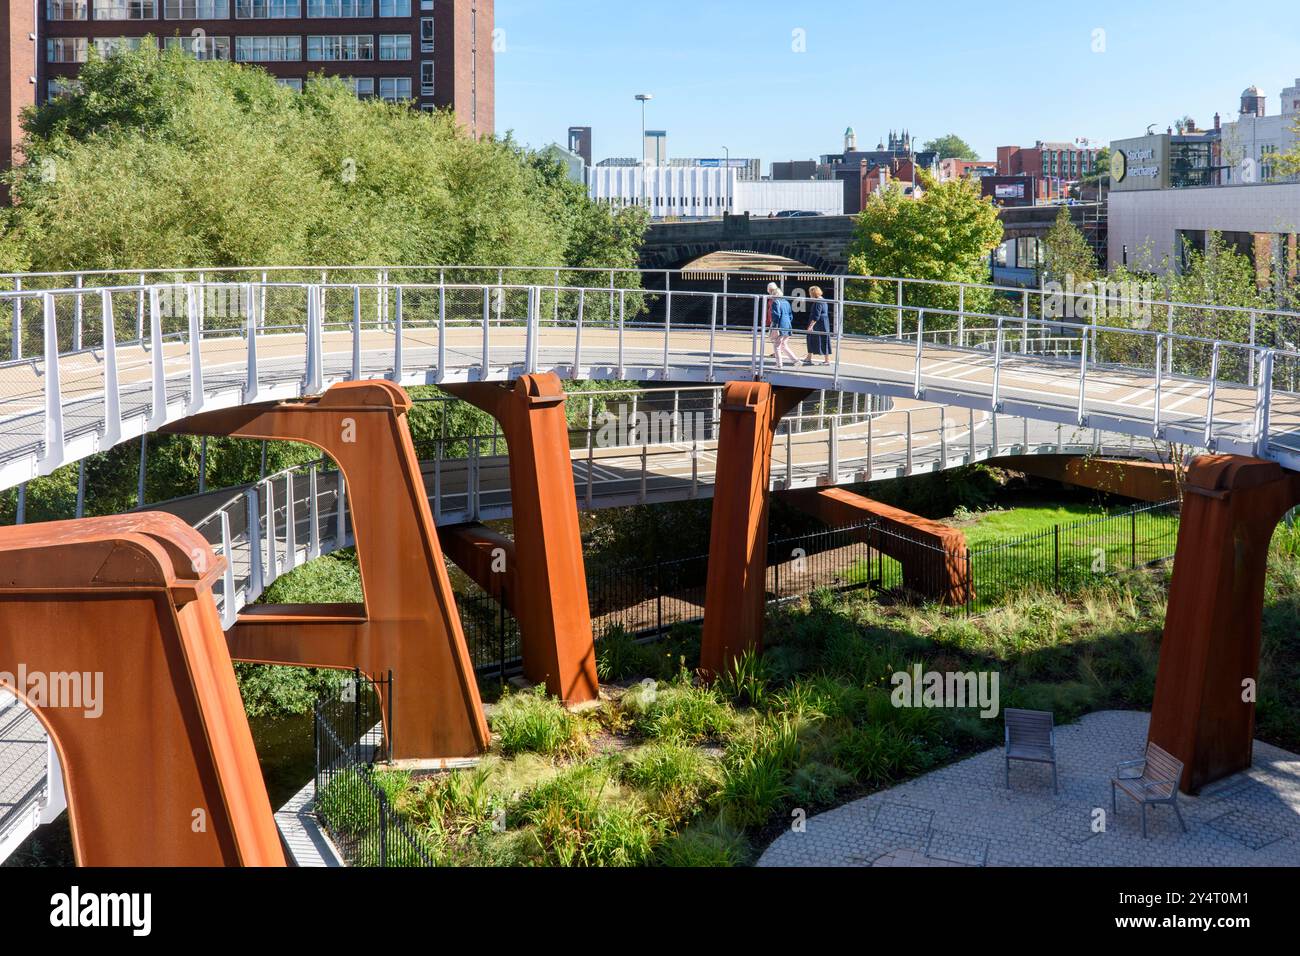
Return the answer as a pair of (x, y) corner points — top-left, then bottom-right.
(1043, 206), (1099, 284)
(844, 172), (1004, 334)
(1273, 113), (1300, 181)
(921, 134), (979, 161)
(5, 45), (645, 276)
(0, 45), (649, 525)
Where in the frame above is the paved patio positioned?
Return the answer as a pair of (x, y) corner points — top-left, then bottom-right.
(758, 710), (1300, 867)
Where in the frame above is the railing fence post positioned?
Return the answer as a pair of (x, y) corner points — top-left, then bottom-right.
(40, 294), (65, 469)
(11, 277), (22, 360)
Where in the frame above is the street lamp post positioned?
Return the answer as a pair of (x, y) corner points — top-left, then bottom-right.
(635, 93), (653, 212)
(722, 145), (730, 216)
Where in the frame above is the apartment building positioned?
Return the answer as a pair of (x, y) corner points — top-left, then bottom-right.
(4, 0), (493, 166)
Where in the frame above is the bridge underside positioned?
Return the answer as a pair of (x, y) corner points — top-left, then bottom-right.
(5, 379), (1296, 864)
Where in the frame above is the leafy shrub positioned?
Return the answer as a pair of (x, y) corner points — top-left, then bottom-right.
(716, 648), (772, 709)
(517, 761), (663, 866)
(717, 717), (801, 828)
(624, 678), (735, 743)
(656, 815), (750, 867)
(621, 742), (721, 824)
(314, 767), (374, 837)
(596, 626), (659, 682)
(1002, 681), (1097, 723)
(789, 761), (855, 807)
(832, 723), (921, 786)
(490, 685), (588, 757)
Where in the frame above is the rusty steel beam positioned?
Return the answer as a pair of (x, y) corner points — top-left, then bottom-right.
(1150, 455), (1300, 792)
(163, 381), (490, 760)
(784, 486), (972, 605)
(441, 523), (516, 608)
(699, 381), (811, 679)
(991, 454), (1179, 503)
(442, 374), (599, 703)
(0, 513), (284, 866)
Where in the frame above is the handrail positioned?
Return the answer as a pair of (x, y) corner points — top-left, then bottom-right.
(176, 402), (1160, 627)
(2, 263), (1298, 326)
(0, 274), (1296, 504)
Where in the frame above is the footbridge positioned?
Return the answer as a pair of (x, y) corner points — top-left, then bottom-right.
(2, 264), (1299, 864)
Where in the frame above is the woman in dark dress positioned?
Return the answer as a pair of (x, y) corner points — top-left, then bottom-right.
(805, 286), (832, 365)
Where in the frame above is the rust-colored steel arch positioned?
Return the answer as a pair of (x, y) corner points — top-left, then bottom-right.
(0, 513), (284, 866)
(164, 381), (490, 760)
(1150, 454), (1300, 792)
(442, 374), (599, 703)
(700, 380), (810, 679)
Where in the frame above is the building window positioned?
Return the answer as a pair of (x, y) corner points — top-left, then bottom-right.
(307, 0), (373, 16)
(308, 35), (374, 60)
(276, 78), (303, 91)
(419, 103), (435, 113)
(377, 0), (410, 15)
(343, 76), (374, 98)
(163, 0), (229, 16)
(379, 76), (412, 102)
(94, 0), (158, 18)
(379, 34), (411, 60)
(47, 1), (90, 20)
(47, 77), (82, 98)
(47, 38), (90, 63)
(235, 35), (301, 60)
(163, 34), (230, 59)
(234, 0), (300, 17)
(420, 17), (433, 51)
(1262, 144), (1278, 181)
(420, 60), (434, 95)
(94, 36), (154, 55)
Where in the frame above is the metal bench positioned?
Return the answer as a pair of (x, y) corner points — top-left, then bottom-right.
(1004, 708), (1058, 792)
(1111, 741), (1188, 839)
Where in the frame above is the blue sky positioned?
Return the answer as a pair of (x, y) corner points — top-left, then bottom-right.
(494, 0), (1300, 170)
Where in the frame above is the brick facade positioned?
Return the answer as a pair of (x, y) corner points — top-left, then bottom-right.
(3, 3), (39, 167)
(6, 0), (492, 172)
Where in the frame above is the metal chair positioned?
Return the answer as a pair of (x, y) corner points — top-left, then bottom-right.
(1004, 708), (1058, 792)
(1112, 741), (1188, 839)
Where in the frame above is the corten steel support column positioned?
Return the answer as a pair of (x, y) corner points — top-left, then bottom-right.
(1150, 455), (1300, 793)
(443, 374), (598, 702)
(699, 381), (810, 680)
(164, 381), (490, 760)
(0, 513), (284, 866)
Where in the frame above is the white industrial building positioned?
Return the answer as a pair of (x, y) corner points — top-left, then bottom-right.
(587, 165), (843, 220)
(1220, 80), (1300, 184)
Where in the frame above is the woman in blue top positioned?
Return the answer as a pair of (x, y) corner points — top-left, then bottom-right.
(805, 286), (832, 365)
(766, 282), (799, 368)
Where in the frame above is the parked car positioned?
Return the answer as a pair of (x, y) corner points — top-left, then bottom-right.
(774, 210), (824, 218)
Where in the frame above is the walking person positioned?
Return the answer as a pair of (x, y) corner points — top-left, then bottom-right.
(766, 282), (799, 368)
(804, 285), (833, 366)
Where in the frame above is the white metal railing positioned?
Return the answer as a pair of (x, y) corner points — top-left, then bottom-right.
(170, 397), (1166, 624)
(0, 273), (1297, 502)
(2, 263), (1297, 343)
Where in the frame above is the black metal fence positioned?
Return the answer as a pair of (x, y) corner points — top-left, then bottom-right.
(456, 501), (1184, 675)
(963, 498), (1181, 613)
(312, 670), (435, 867)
